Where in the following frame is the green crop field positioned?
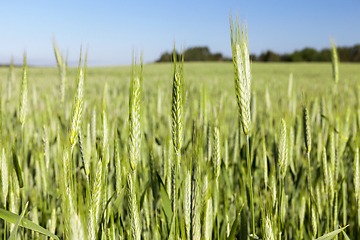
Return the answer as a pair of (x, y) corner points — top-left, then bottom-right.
(0, 26), (359, 240)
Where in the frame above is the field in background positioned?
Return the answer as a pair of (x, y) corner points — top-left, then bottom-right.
(1, 62), (359, 106)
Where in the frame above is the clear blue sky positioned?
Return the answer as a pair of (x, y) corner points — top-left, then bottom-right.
(0, 0), (359, 66)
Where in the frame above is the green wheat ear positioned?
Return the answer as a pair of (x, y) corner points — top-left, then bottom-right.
(19, 52), (28, 129)
(330, 39), (339, 84)
(127, 172), (141, 240)
(278, 118), (288, 180)
(53, 39), (67, 105)
(128, 55), (142, 171)
(303, 105), (311, 153)
(230, 16), (251, 136)
(213, 126), (221, 179)
(69, 50), (86, 152)
(171, 46), (184, 167)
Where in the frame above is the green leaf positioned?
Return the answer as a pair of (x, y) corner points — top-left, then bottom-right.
(12, 137), (23, 188)
(341, 228), (350, 240)
(112, 186), (126, 215)
(140, 180), (151, 210)
(315, 225), (348, 240)
(0, 205), (59, 240)
(157, 171), (173, 224)
(227, 204), (244, 240)
(9, 202), (28, 240)
(167, 214), (176, 239)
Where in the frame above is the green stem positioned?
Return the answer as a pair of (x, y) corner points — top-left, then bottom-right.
(307, 151), (312, 197)
(326, 196), (329, 233)
(246, 135), (255, 236)
(278, 178), (284, 238)
(216, 178), (220, 239)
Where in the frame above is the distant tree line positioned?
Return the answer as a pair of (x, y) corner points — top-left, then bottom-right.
(156, 44), (360, 63)
(253, 44), (360, 62)
(156, 47), (231, 62)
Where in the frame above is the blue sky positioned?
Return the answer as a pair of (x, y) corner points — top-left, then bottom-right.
(0, 0), (359, 66)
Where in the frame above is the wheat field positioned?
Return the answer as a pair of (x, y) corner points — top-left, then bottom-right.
(0, 22), (359, 240)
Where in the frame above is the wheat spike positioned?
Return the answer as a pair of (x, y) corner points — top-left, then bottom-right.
(213, 126), (221, 179)
(43, 125), (50, 170)
(230, 17), (251, 136)
(128, 61), (141, 171)
(311, 203), (317, 237)
(203, 198), (213, 240)
(53, 40), (67, 105)
(88, 159), (105, 240)
(330, 39), (339, 84)
(303, 106), (311, 153)
(278, 118), (288, 179)
(263, 138), (268, 187)
(127, 172), (141, 240)
(265, 216), (274, 240)
(19, 53), (28, 129)
(69, 53), (85, 151)
(171, 47), (184, 166)
(61, 150), (75, 239)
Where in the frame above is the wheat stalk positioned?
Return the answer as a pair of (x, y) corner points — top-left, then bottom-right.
(114, 127), (121, 194)
(206, 122), (212, 162)
(184, 170), (191, 240)
(85, 123), (91, 176)
(355, 145), (360, 200)
(323, 147), (330, 196)
(230, 16), (256, 237)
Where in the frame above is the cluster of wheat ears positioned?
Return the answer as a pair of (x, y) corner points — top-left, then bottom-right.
(0, 16), (359, 240)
